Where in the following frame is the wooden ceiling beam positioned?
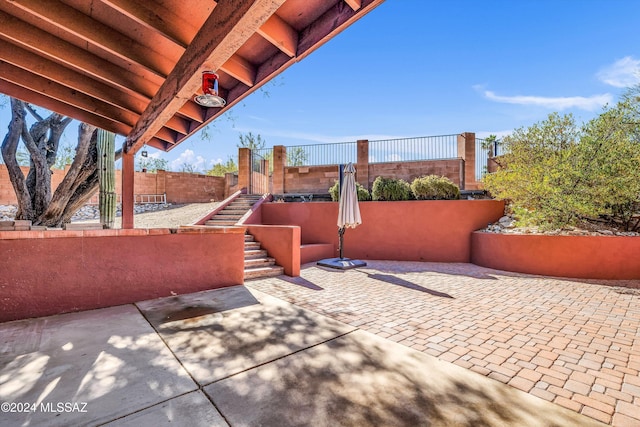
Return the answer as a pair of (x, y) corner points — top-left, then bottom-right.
(0, 79), (131, 136)
(0, 10), (162, 97)
(1, 0), (173, 76)
(0, 11), (201, 124)
(124, 0), (286, 154)
(98, 0), (204, 47)
(257, 13), (298, 57)
(344, 0), (362, 11)
(220, 54), (257, 88)
(0, 62), (138, 128)
(0, 39), (148, 117)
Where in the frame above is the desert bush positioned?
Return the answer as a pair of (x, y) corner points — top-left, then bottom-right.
(371, 176), (411, 201)
(328, 180), (371, 202)
(483, 87), (640, 231)
(411, 175), (460, 200)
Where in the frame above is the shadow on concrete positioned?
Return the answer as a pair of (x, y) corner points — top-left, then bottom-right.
(205, 330), (601, 427)
(0, 305), (198, 427)
(138, 285), (260, 326)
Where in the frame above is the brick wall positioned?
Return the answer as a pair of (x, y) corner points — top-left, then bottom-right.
(368, 159), (463, 187)
(279, 159), (463, 194)
(284, 165), (340, 194)
(0, 165), (225, 205)
(162, 171), (224, 203)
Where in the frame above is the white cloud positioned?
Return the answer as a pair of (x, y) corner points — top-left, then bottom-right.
(481, 90), (612, 111)
(597, 56), (640, 88)
(170, 149), (208, 172)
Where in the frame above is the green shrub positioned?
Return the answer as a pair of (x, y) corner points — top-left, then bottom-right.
(328, 180), (371, 202)
(371, 176), (411, 201)
(411, 175), (460, 200)
(483, 90), (640, 231)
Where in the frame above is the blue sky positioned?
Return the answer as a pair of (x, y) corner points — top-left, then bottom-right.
(3, 0), (640, 172)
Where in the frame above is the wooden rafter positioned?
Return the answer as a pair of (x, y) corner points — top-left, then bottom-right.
(124, 0), (286, 153)
(1, 0), (173, 76)
(98, 0), (206, 47)
(0, 0), (387, 154)
(220, 54), (257, 88)
(344, 0), (362, 11)
(257, 13), (298, 57)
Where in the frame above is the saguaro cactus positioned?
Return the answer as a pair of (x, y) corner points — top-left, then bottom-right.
(97, 129), (116, 228)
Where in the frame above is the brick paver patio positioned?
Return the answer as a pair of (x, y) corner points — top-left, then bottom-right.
(247, 261), (640, 426)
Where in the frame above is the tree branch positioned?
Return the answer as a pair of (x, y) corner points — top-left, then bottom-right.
(1, 99), (34, 219)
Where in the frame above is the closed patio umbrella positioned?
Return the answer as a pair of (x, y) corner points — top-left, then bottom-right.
(318, 162), (367, 270)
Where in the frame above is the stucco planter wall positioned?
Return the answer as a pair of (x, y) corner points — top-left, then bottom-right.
(0, 227), (246, 322)
(471, 232), (640, 280)
(261, 200), (505, 263)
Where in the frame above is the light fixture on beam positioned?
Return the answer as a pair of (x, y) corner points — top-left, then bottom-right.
(141, 144), (148, 157)
(194, 71), (226, 108)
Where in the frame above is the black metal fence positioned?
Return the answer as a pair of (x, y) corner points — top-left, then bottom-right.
(475, 137), (503, 180)
(250, 151), (269, 194)
(368, 135), (458, 164)
(282, 141), (357, 166)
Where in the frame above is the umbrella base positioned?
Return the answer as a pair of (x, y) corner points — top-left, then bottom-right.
(317, 257), (367, 270)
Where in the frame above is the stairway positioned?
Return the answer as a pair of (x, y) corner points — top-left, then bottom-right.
(243, 232), (284, 280)
(204, 194), (263, 226)
(202, 193), (283, 280)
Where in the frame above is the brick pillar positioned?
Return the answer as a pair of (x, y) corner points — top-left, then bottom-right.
(238, 147), (251, 193)
(356, 139), (369, 188)
(121, 146), (134, 229)
(457, 132), (476, 190)
(272, 145), (286, 194)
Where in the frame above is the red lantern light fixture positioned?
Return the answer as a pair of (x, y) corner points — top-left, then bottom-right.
(194, 71), (226, 108)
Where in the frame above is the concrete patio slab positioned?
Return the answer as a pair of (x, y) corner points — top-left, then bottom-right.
(136, 285), (356, 385)
(102, 391), (228, 426)
(206, 329), (605, 427)
(0, 305), (196, 427)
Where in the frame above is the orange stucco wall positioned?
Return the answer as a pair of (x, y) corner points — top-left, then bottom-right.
(0, 228), (245, 323)
(246, 225), (301, 277)
(260, 200), (505, 263)
(471, 232), (640, 280)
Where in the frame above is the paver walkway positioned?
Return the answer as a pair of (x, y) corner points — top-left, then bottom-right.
(247, 261), (640, 426)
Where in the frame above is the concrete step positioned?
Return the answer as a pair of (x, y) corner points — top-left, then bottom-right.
(228, 203), (254, 209)
(218, 209), (249, 214)
(244, 257), (275, 268)
(244, 249), (268, 259)
(215, 212), (244, 219)
(244, 265), (284, 280)
(244, 234), (255, 242)
(244, 241), (261, 250)
(205, 219), (238, 226)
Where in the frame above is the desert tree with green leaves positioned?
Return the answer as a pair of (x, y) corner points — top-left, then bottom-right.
(483, 85), (640, 231)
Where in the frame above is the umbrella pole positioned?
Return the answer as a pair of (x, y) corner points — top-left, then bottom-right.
(338, 227), (346, 259)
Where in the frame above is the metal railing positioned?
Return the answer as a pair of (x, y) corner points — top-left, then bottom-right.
(250, 151), (269, 194)
(476, 137), (503, 180)
(87, 193), (166, 205)
(368, 135), (458, 164)
(284, 141), (357, 166)
(476, 138), (489, 180)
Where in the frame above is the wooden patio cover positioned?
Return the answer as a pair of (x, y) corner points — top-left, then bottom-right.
(0, 0), (385, 227)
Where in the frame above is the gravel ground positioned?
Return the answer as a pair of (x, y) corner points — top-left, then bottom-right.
(0, 202), (220, 229)
(88, 202), (221, 228)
